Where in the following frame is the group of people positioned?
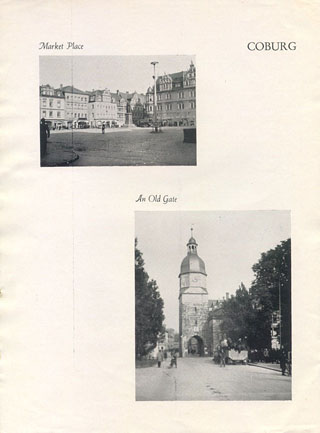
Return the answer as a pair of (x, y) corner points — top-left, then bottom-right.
(248, 346), (291, 375)
(213, 337), (248, 367)
(214, 335), (292, 376)
(157, 350), (177, 368)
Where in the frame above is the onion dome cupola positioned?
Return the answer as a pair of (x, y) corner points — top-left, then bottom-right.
(179, 228), (207, 277)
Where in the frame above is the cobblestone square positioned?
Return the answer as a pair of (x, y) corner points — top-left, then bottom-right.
(42, 127), (196, 166)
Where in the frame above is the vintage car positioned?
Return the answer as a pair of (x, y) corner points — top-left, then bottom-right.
(227, 349), (248, 364)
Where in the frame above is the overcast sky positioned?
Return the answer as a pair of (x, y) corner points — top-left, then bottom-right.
(39, 55), (195, 94)
(135, 211), (290, 331)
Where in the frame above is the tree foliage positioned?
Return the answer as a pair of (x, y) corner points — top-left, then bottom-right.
(251, 239), (291, 350)
(220, 239), (291, 350)
(135, 239), (164, 358)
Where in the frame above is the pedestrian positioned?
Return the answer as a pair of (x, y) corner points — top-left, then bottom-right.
(279, 346), (287, 376)
(102, 123), (105, 134)
(220, 339), (228, 367)
(157, 349), (164, 368)
(40, 118), (50, 158)
(170, 352), (177, 368)
(263, 348), (270, 363)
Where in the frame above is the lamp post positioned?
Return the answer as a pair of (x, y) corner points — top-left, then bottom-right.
(279, 279), (282, 348)
(151, 61), (159, 132)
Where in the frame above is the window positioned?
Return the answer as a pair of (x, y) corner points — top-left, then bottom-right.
(178, 103), (184, 110)
(57, 101), (61, 108)
(190, 101), (196, 109)
(49, 99), (53, 107)
(190, 90), (195, 97)
(42, 110), (46, 116)
(49, 111), (53, 117)
(179, 91), (184, 99)
(42, 98), (47, 106)
(57, 111), (61, 117)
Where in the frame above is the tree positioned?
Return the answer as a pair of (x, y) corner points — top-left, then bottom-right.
(250, 239), (291, 350)
(220, 283), (254, 346)
(135, 239), (164, 358)
(219, 239), (291, 351)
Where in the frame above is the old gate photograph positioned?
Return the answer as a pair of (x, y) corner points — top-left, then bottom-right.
(135, 211), (292, 401)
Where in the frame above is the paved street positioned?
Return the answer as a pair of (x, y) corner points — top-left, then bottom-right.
(136, 357), (291, 401)
(44, 127), (196, 166)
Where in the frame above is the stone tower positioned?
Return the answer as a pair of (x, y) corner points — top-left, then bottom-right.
(179, 229), (209, 357)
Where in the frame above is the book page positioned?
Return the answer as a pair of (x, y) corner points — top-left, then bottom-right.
(1, 1), (319, 432)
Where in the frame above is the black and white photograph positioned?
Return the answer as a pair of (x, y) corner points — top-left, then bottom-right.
(135, 211), (291, 401)
(39, 55), (196, 166)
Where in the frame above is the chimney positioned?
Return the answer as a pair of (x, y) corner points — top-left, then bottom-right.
(226, 292), (229, 300)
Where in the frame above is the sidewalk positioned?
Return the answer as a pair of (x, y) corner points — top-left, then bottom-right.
(248, 362), (282, 372)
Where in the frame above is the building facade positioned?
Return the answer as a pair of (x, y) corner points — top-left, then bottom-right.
(39, 85), (65, 129)
(88, 88), (118, 128)
(59, 85), (89, 128)
(146, 61), (196, 127)
(111, 91), (127, 126)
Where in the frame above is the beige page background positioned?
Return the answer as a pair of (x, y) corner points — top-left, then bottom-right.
(1, 1), (319, 432)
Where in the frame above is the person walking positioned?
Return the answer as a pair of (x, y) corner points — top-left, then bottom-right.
(102, 123), (105, 134)
(220, 337), (228, 367)
(279, 346), (287, 376)
(170, 352), (177, 368)
(40, 118), (50, 158)
(157, 349), (164, 368)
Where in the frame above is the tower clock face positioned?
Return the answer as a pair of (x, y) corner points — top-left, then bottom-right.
(189, 273), (206, 288)
(180, 275), (189, 288)
(190, 275), (200, 284)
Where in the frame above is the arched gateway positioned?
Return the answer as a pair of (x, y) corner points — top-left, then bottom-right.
(179, 230), (210, 357)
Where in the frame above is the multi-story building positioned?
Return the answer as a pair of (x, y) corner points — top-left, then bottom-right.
(59, 85), (90, 128)
(88, 88), (118, 127)
(110, 91), (128, 126)
(39, 85), (65, 129)
(146, 61), (196, 127)
(115, 91), (146, 126)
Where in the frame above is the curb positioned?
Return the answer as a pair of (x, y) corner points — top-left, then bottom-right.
(41, 151), (79, 167)
(248, 363), (281, 373)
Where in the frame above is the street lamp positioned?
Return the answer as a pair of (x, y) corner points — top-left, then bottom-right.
(151, 61), (159, 132)
(279, 279), (282, 348)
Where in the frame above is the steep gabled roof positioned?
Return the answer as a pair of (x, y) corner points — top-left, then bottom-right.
(169, 71), (184, 81)
(59, 85), (90, 95)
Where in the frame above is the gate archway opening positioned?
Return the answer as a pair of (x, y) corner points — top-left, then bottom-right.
(187, 335), (204, 357)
